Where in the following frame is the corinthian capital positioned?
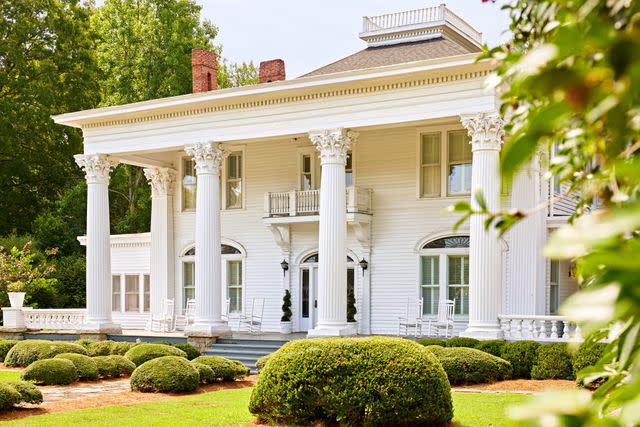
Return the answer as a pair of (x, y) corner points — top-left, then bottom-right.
(144, 167), (176, 197)
(460, 112), (505, 152)
(309, 128), (358, 165)
(185, 142), (228, 175)
(74, 154), (118, 184)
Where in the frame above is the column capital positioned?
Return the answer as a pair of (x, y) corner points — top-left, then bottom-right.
(185, 142), (228, 175)
(309, 128), (358, 165)
(74, 154), (118, 184)
(144, 167), (176, 197)
(460, 112), (505, 152)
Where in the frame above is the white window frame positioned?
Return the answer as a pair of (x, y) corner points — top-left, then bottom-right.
(224, 256), (244, 315)
(416, 125), (471, 199)
(549, 259), (560, 315)
(181, 156), (197, 212)
(446, 130), (472, 196)
(222, 147), (245, 210)
(345, 149), (355, 187)
(297, 147), (318, 190)
(419, 244), (469, 319)
(111, 272), (149, 314)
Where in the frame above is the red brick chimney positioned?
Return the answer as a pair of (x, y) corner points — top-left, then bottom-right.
(259, 59), (286, 83)
(192, 48), (217, 93)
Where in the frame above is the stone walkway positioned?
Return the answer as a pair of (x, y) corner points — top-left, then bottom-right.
(40, 379), (130, 403)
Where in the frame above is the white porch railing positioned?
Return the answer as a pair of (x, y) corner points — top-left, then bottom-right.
(264, 186), (372, 218)
(499, 314), (582, 342)
(23, 308), (87, 330)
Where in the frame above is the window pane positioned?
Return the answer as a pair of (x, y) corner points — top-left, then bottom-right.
(448, 163), (472, 194)
(422, 287), (440, 315)
(112, 276), (121, 312)
(303, 155), (311, 173)
(226, 180), (242, 209)
(421, 133), (441, 197)
(448, 130), (471, 162)
(421, 165), (440, 196)
(227, 261), (242, 314)
(143, 275), (150, 312)
(448, 256), (469, 315)
(182, 158), (196, 210)
(423, 236), (470, 249)
(125, 275), (139, 312)
(302, 269), (310, 318)
(421, 256), (440, 315)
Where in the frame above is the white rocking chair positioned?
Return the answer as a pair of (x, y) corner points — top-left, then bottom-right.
(174, 299), (196, 331)
(397, 298), (424, 337)
(148, 298), (175, 332)
(238, 298), (264, 334)
(427, 299), (456, 338)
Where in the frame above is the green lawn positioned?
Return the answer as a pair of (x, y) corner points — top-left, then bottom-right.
(0, 388), (529, 427)
(0, 371), (21, 382)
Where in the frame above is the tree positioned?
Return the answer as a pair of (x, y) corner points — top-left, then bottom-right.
(0, 0), (100, 235)
(456, 1), (640, 425)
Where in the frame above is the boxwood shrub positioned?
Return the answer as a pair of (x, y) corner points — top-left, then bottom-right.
(130, 356), (199, 393)
(475, 340), (506, 357)
(0, 383), (21, 410)
(75, 339), (95, 349)
(500, 340), (541, 379)
(92, 355), (136, 378)
(255, 354), (271, 372)
(531, 343), (573, 380)
(425, 346), (512, 385)
(192, 362), (215, 384)
(444, 337), (481, 348)
(3, 381), (43, 404)
(54, 353), (99, 381)
(417, 338), (446, 347)
(249, 337), (453, 427)
(86, 341), (114, 356)
(0, 340), (18, 362)
(21, 358), (78, 385)
(191, 356), (249, 381)
(124, 343), (187, 366)
(172, 343), (200, 360)
(5, 340), (88, 367)
(573, 342), (607, 388)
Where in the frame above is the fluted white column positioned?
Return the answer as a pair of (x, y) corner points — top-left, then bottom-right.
(144, 167), (176, 318)
(75, 154), (121, 333)
(184, 142), (230, 337)
(459, 112), (505, 339)
(308, 128), (358, 337)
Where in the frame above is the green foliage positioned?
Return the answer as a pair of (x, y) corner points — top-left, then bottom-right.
(110, 342), (137, 356)
(249, 337), (453, 426)
(425, 346), (512, 385)
(171, 343), (200, 360)
(475, 340), (507, 357)
(417, 338), (446, 347)
(0, 242), (57, 298)
(75, 339), (95, 349)
(191, 356), (249, 381)
(444, 337), (481, 348)
(217, 60), (259, 88)
(54, 353), (100, 381)
(124, 343), (187, 366)
(531, 343), (574, 380)
(347, 288), (357, 322)
(0, 340), (18, 362)
(130, 356), (199, 393)
(573, 342), (608, 389)
(0, 383), (21, 410)
(500, 341), (541, 379)
(86, 341), (115, 356)
(92, 355), (136, 378)
(2, 381), (43, 404)
(4, 340), (87, 367)
(50, 255), (86, 308)
(255, 354), (271, 372)
(280, 289), (292, 322)
(192, 362), (215, 384)
(21, 358), (78, 385)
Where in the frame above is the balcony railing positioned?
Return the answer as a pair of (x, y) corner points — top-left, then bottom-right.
(264, 187), (372, 218)
(23, 308), (87, 330)
(499, 314), (582, 342)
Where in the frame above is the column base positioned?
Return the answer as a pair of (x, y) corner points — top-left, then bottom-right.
(80, 322), (122, 335)
(307, 323), (357, 338)
(460, 323), (504, 340)
(185, 321), (231, 338)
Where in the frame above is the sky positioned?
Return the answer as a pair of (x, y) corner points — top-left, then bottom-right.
(200, 1), (512, 77)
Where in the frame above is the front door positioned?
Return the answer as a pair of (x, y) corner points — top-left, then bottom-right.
(299, 266), (318, 331)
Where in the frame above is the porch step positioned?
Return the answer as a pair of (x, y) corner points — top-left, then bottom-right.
(205, 337), (289, 373)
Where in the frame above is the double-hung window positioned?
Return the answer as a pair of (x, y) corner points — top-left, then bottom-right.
(549, 260), (560, 314)
(226, 152), (243, 209)
(227, 260), (243, 314)
(419, 129), (471, 197)
(182, 158), (197, 210)
(447, 130), (472, 195)
(420, 256), (440, 315)
(301, 154), (313, 190)
(345, 150), (354, 186)
(112, 276), (121, 312)
(447, 255), (469, 315)
(421, 133), (441, 197)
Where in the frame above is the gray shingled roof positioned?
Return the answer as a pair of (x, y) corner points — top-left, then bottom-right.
(301, 38), (479, 78)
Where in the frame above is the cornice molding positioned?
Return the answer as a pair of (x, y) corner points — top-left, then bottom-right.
(77, 233), (151, 248)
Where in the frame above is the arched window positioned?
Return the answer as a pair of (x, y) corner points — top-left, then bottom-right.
(183, 244), (241, 256)
(301, 253), (354, 263)
(419, 236), (470, 317)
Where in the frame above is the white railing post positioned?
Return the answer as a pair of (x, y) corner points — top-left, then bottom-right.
(264, 193), (271, 217)
(289, 190), (297, 216)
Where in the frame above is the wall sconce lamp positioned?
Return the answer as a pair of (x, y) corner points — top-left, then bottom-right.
(280, 259), (289, 277)
(359, 259), (368, 276)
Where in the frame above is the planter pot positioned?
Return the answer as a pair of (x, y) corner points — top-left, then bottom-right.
(280, 321), (292, 334)
(8, 292), (26, 308)
(347, 321), (358, 335)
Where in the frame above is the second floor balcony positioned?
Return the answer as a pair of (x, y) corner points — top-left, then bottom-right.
(264, 186), (373, 220)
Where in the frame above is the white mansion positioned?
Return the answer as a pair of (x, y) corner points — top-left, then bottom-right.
(42, 5), (576, 340)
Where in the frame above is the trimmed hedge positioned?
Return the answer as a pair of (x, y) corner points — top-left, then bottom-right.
(531, 343), (573, 380)
(21, 358), (78, 385)
(130, 356), (200, 393)
(444, 337), (481, 348)
(255, 354), (271, 372)
(172, 343), (200, 360)
(417, 338), (446, 347)
(0, 340), (18, 362)
(573, 342), (607, 377)
(54, 353), (99, 381)
(75, 339), (95, 349)
(124, 344), (187, 366)
(191, 356), (249, 381)
(475, 340), (506, 357)
(249, 337), (453, 426)
(110, 342), (137, 356)
(0, 383), (21, 410)
(500, 341), (541, 379)
(5, 340), (87, 367)
(86, 341), (113, 356)
(192, 362), (215, 384)
(425, 346), (512, 385)
(3, 381), (43, 404)
(93, 355), (135, 378)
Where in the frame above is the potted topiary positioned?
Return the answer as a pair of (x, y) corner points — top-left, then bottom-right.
(280, 290), (292, 334)
(7, 281), (26, 308)
(347, 288), (357, 323)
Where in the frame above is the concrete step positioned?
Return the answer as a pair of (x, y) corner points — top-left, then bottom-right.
(206, 348), (273, 358)
(206, 337), (289, 373)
